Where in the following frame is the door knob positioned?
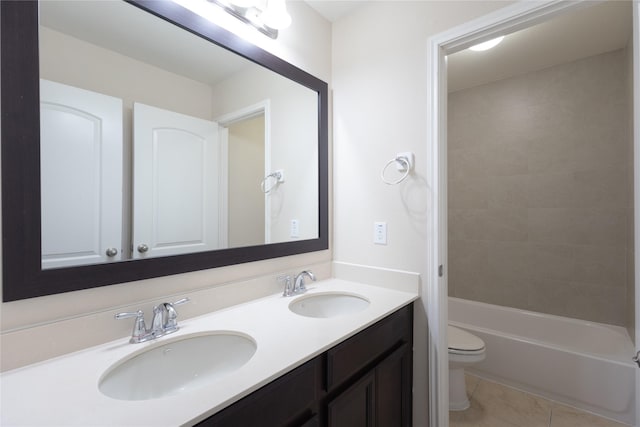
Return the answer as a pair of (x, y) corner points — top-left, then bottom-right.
(105, 248), (118, 257)
(137, 243), (149, 253)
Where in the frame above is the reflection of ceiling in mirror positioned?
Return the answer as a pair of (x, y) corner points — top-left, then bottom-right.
(304, 1), (365, 22)
(39, 1), (252, 87)
(447, 1), (633, 93)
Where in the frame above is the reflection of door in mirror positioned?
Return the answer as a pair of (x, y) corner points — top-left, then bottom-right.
(133, 103), (223, 259)
(227, 114), (266, 248)
(40, 79), (123, 269)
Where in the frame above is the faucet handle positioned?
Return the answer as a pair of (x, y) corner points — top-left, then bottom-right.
(171, 297), (190, 307)
(278, 274), (293, 296)
(115, 310), (148, 343)
(162, 297), (190, 333)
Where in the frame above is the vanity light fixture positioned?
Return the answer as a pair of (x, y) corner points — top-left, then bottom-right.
(469, 36), (504, 51)
(208, 0), (291, 39)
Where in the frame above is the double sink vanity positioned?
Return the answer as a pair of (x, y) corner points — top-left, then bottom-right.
(1, 278), (417, 426)
(1, 1), (418, 425)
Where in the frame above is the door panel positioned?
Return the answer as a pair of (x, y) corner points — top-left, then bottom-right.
(133, 102), (220, 258)
(327, 371), (375, 427)
(40, 79), (123, 268)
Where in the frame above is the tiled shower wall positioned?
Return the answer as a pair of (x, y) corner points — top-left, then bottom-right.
(448, 48), (631, 326)
(625, 38), (635, 340)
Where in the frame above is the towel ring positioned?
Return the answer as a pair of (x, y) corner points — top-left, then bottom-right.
(381, 156), (411, 185)
(261, 171), (282, 193)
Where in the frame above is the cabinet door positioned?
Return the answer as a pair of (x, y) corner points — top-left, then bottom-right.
(299, 414), (320, 427)
(133, 102), (222, 259)
(327, 371), (376, 427)
(376, 343), (412, 427)
(40, 79), (123, 268)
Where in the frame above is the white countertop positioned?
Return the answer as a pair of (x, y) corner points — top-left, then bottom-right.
(0, 279), (418, 426)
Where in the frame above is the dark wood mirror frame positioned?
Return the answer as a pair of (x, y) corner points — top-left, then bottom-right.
(1, 0), (329, 302)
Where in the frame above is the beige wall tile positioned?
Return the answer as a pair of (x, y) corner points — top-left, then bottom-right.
(449, 176), (489, 209)
(528, 243), (574, 282)
(572, 168), (627, 209)
(449, 239), (489, 299)
(487, 241), (529, 279)
(488, 175), (528, 209)
(526, 132), (574, 175)
(449, 148), (488, 181)
(527, 278), (574, 317)
(566, 208), (626, 247)
(566, 281), (626, 325)
(527, 208), (572, 244)
(484, 142), (528, 176)
(484, 208), (528, 242)
(573, 245), (626, 287)
(449, 210), (489, 241)
(526, 172), (575, 208)
(624, 43), (635, 342)
(448, 48), (630, 326)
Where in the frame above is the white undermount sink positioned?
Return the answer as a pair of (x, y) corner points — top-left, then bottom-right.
(289, 292), (370, 318)
(98, 332), (256, 401)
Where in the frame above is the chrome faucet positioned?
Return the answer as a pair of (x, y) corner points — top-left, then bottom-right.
(116, 298), (190, 344)
(280, 271), (315, 297)
(294, 270), (316, 294)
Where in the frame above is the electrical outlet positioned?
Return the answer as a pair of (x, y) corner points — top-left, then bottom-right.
(290, 219), (299, 238)
(374, 222), (387, 245)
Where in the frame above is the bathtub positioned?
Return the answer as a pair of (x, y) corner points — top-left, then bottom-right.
(448, 297), (636, 425)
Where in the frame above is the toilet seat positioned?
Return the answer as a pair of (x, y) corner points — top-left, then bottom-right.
(448, 325), (486, 411)
(448, 325), (485, 355)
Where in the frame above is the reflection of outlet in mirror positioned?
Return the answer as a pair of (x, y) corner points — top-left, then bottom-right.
(374, 222), (387, 245)
(290, 219), (299, 238)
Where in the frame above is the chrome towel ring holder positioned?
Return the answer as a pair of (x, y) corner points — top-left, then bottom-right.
(381, 152), (414, 185)
(261, 169), (284, 193)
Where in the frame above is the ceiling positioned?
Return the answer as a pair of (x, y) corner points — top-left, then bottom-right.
(40, 1), (252, 87)
(304, 0), (365, 22)
(447, 1), (633, 92)
(43, 1), (633, 93)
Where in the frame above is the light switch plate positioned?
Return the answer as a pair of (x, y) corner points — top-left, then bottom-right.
(374, 222), (387, 245)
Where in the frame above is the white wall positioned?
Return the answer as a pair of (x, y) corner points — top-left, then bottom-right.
(331, 2), (511, 425)
(0, 1), (332, 372)
(228, 115), (266, 247)
(211, 65), (319, 243)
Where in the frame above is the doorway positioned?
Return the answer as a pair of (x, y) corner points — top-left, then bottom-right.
(426, 1), (639, 426)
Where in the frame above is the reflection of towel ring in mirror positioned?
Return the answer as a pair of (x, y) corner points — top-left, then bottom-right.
(261, 170), (283, 193)
(381, 153), (413, 185)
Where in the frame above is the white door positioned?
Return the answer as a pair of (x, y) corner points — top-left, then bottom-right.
(40, 79), (123, 269)
(132, 103), (221, 259)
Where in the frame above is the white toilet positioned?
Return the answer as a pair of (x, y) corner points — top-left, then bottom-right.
(448, 325), (486, 411)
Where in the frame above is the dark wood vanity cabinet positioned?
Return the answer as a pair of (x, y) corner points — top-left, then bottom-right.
(195, 303), (413, 427)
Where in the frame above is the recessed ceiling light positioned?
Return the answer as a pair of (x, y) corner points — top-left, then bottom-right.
(469, 36), (504, 52)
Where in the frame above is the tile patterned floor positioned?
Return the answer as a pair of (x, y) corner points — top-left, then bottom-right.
(449, 374), (628, 427)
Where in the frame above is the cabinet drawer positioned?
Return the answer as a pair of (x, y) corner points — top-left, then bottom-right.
(326, 304), (412, 391)
(196, 357), (321, 427)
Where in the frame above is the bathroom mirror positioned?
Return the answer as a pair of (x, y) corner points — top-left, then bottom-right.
(1, 0), (328, 301)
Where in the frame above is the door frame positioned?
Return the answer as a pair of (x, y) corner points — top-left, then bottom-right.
(216, 100), (272, 243)
(633, 1), (639, 423)
(426, 1), (638, 425)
